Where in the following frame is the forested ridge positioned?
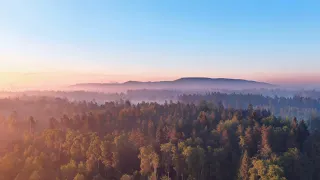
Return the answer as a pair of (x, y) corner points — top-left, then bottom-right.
(0, 97), (320, 180)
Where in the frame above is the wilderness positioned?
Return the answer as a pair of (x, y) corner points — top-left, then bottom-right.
(1, 85), (320, 180)
(2, 1), (320, 179)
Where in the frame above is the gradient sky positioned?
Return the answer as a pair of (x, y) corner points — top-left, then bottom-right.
(1, 0), (320, 89)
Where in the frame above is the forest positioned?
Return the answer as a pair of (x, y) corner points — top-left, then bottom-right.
(0, 95), (320, 180)
(178, 92), (320, 120)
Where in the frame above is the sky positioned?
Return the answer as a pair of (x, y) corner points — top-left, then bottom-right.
(1, 0), (320, 89)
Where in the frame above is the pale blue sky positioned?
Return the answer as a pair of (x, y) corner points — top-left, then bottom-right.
(1, 0), (320, 85)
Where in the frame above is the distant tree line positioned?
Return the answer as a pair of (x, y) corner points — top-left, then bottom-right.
(179, 92), (320, 119)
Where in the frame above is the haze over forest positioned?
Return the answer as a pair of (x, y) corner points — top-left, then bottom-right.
(2, 1), (320, 180)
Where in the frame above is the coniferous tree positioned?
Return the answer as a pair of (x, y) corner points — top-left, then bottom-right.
(238, 151), (250, 180)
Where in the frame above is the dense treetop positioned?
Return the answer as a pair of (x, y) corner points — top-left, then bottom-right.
(0, 95), (320, 179)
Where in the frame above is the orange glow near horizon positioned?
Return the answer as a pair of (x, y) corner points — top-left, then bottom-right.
(0, 72), (179, 90)
(0, 71), (319, 91)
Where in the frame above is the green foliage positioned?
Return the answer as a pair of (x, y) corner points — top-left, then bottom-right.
(0, 97), (319, 180)
(139, 145), (159, 177)
(249, 159), (286, 180)
(73, 173), (86, 180)
(60, 160), (78, 180)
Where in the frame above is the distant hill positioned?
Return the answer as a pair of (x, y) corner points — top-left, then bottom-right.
(70, 77), (275, 91)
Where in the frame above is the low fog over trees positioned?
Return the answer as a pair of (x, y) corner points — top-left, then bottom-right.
(0, 94), (320, 179)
